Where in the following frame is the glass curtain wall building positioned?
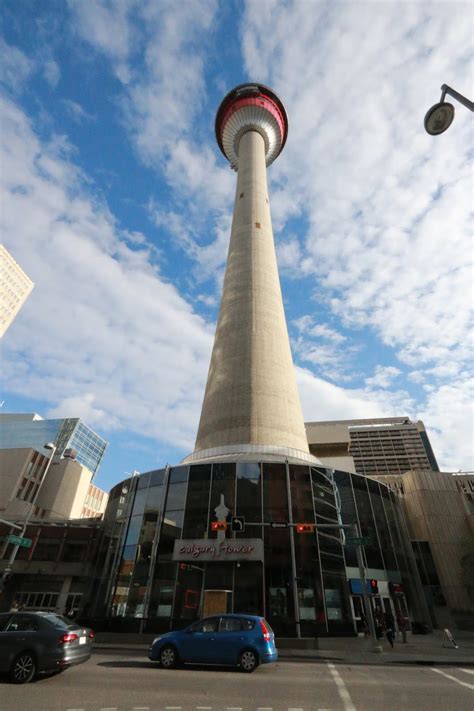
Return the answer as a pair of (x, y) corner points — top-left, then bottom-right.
(0, 414), (108, 476)
(94, 461), (429, 637)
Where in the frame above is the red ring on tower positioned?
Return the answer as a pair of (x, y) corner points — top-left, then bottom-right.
(215, 83), (288, 167)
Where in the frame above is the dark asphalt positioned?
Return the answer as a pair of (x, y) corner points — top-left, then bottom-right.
(0, 649), (473, 711)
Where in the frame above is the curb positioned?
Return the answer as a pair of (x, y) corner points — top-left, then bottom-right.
(92, 645), (474, 666)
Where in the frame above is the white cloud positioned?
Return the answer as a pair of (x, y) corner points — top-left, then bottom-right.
(69, 0), (136, 83)
(365, 365), (401, 389)
(298, 366), (415, 424)
(242, 0), (473, 469)
(418, 379), (474, 471)
(62, 99), (95, 123)
(0, 38), (33, 90)
(1, 95), (214, 454)
(43, 59), (61, 88)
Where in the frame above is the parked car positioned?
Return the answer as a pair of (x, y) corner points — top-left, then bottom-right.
(149, 614), (277, 673)
(0, 611), (94, 683)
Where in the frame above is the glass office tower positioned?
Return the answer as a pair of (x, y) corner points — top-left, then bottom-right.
(0, 413), (108, 476)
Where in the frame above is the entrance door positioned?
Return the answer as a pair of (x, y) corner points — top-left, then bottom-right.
(350, 595), (369, 635)
(202, 590), (230, 617)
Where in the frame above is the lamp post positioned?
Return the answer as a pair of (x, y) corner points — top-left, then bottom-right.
(0, 442), (57, 593)
(424, 84), (474, 135)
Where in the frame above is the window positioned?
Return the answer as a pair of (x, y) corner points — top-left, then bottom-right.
(241, 618), (256, 631)
(0, 614), (11, 631)
(191, 618), (219, 633)
(219, 617), (241, 632)
(6, 615), (39, 632)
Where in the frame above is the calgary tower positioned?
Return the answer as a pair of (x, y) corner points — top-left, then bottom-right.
(185, 83), (318, 466)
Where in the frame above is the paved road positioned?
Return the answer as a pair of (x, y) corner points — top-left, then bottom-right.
(0, 649), (473, 711)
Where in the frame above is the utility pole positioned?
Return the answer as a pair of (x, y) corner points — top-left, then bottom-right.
(0, 442), (57, 594)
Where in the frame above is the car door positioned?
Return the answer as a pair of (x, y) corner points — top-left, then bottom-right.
(0, 614), (13, 672)
(1, 614), (40, 669)
(213, 617), (244, 664)
(180, 617), (219, 663)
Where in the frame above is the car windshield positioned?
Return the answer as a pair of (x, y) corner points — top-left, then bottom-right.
(39, 613), (81, 630)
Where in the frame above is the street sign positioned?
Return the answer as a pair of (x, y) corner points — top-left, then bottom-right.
(269, 522), (288, 529)
(346, 536), (370, 546)
(8, 534), (32, 549)
(231, 516), (245, 533)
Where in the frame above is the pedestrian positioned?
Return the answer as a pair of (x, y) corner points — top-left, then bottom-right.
(360, 611), (369, 637)
(384, 610), (395, 648)
(374, 606), (384, 639)
(397, 611), (408, 643)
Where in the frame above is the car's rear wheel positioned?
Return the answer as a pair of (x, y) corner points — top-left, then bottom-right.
(10, 651), (37, 684)
(159, 645), (178, 669)
(239, 649), (258, 673)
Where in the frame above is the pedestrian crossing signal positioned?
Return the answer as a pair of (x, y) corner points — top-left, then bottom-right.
(211, 521), (227, 531)
(296, 523), (315, 533)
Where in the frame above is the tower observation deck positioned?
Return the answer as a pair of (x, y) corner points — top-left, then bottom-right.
(184, 84), (319, 466)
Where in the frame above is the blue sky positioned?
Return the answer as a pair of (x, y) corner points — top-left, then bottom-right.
(1, 0), (473, 492)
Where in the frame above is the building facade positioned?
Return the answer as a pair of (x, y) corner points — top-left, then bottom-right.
(371, 470), (474, 630)
(0, 448), (108, 521)
(0, 244), (34, 338)
(0, 519), (104, 616)
(91, 462), (429, 637)
(0, 413), (108, 476)
(306, 417), (439, 477)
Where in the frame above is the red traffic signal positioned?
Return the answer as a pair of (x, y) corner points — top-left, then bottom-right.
(369, 578), (378, 594)
(211, 521), (227, 531)
(296, 523), (315, 533)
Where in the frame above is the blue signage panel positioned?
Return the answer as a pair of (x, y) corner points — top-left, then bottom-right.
(349, 579), (375, 594)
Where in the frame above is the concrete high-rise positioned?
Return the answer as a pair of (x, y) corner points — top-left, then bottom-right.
(305, 417), (439, 476)
(186, 84), (317, 466)
(0, 244), (34, 337)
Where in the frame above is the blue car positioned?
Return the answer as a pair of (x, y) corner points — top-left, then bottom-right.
(148, 614), (277, 673)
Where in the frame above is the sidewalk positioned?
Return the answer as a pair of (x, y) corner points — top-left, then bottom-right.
(93, 629), (474, 666)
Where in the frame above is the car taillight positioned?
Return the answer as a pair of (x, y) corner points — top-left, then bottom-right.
(59, 632), (78, 644)
(259, 620), (271, 642)
(88, 631), (95, 639)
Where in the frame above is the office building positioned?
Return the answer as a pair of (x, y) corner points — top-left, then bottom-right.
(306, 417), (439, 477)
(0, 413), (108, 476)
(0, 244), (34, 337)
(0, 518), (104, 616)
(0, 447), (108, 521)
(371, 470), (474, 630)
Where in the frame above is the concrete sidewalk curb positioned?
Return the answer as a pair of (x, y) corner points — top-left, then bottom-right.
(92, 644), (474, 666)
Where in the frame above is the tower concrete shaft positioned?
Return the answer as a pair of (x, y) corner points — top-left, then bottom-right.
(189, 85), (314, 465)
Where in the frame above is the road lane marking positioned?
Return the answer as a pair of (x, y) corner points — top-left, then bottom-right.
(460, 668), (474, 675)
(196, 708), (213, 709)
(431, 667), (474, 691)
(227, 707), (242, 710)
(327, 663), (357, 711)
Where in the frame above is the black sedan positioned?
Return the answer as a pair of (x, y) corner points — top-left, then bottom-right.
(0, 611), (94, 683)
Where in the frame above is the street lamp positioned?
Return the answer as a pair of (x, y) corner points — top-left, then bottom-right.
(424, 84), (474, 135)
(0, 442), (57, 593)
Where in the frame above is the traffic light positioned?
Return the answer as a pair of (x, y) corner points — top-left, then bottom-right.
(369, 578), (378, 594)
(211, 521), (227, 531)
(295, 523), (315, 533)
